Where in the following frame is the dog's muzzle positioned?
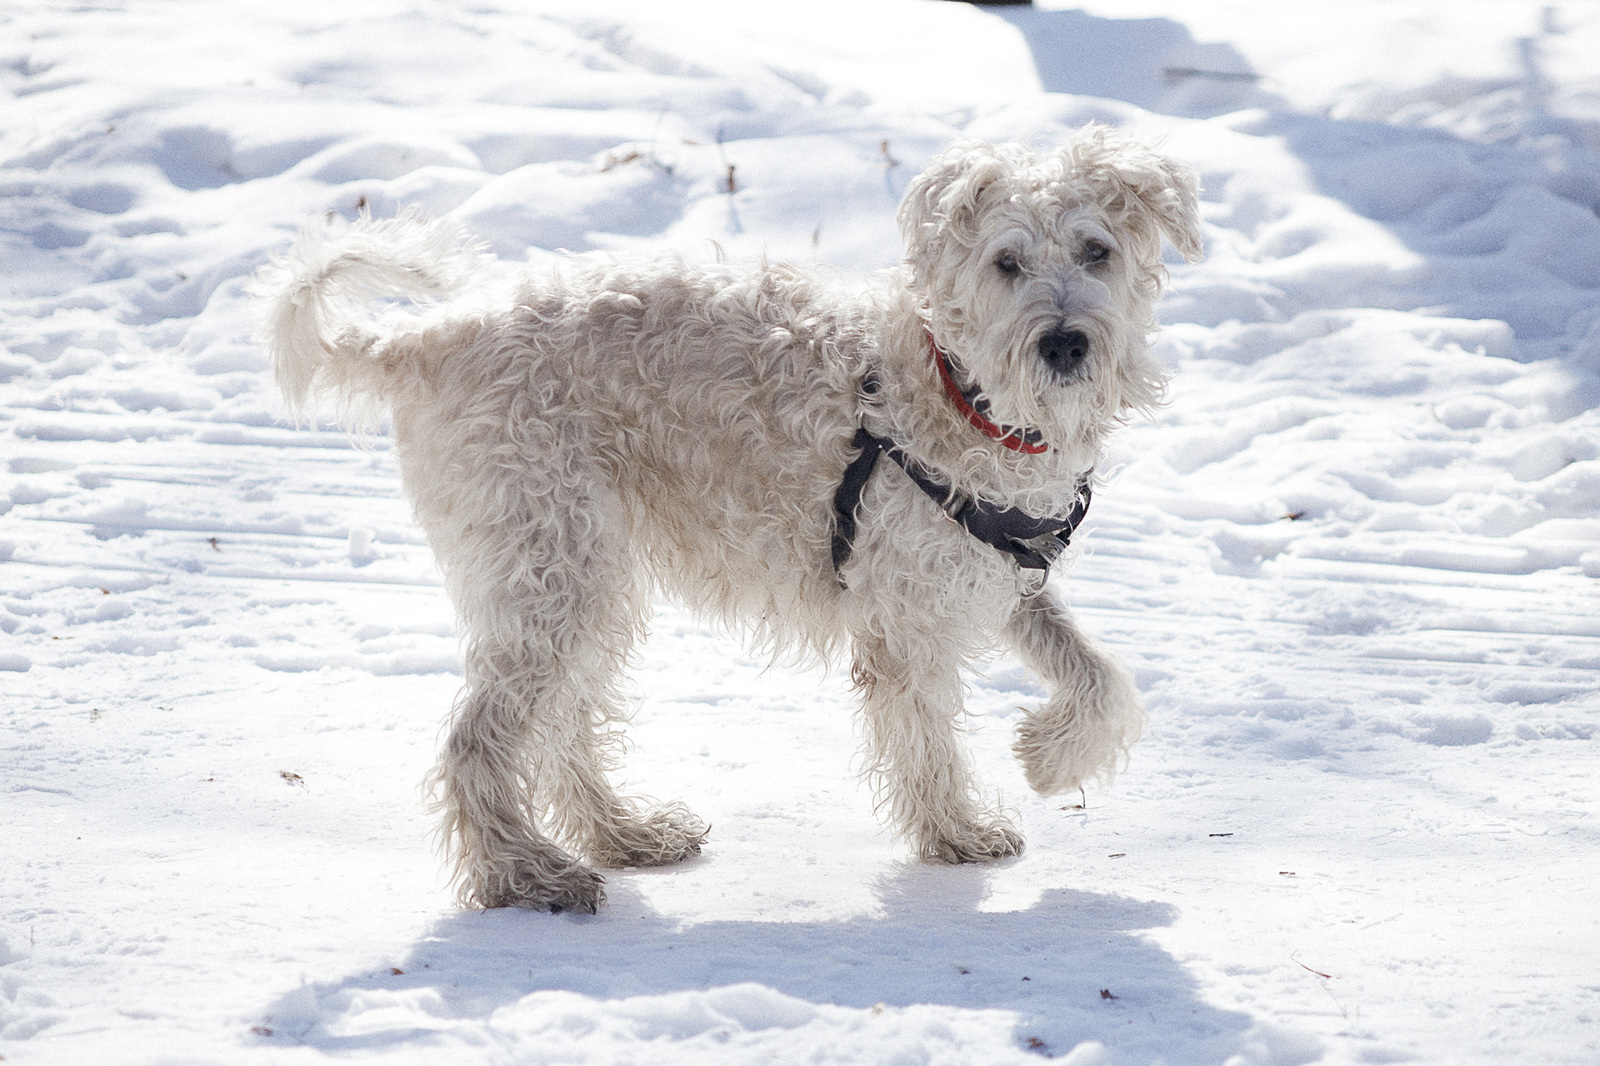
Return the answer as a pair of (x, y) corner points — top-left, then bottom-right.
(1039, 328), (1090, 378)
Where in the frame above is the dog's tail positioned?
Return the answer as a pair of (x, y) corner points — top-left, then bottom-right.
(255, 211), (487, 426)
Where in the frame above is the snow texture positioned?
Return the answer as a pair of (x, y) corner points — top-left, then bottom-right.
(2, 1), (1597, 1063)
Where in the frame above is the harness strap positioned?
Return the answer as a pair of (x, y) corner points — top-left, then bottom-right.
(830, 425), (1092, 587)
(830, 427), (888, 577)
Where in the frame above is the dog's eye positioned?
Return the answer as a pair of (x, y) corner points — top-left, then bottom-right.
(1084, 241), (1111, 266)
(994, 252), (1020, 277)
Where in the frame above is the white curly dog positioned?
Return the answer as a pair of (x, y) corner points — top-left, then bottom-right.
(259, 125), (1201, 913)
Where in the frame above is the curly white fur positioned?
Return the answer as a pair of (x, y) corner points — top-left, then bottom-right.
(256, 126), (1201, 913)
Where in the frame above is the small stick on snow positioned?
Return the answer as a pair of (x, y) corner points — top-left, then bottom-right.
(1293, 954), (1335, 979)
(715, 127), (737, 193)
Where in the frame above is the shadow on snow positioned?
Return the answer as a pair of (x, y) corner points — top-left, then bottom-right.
(997, 5), (1600, 369)
(256, 862), (1267, 1062)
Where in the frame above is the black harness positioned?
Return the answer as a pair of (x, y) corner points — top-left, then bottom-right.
(829, 374), (1093, 586)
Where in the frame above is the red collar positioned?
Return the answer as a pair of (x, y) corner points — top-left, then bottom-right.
(928, 334), (1049, 454)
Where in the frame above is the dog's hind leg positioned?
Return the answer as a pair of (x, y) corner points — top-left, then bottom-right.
(542, 715), (710, 872)
(419, 432), (703, 912)
(431, 671), (606, 913)
(434, 637), (706, 913)
(851, 631), (1023, 863)
(1005, 588), (1145, 796)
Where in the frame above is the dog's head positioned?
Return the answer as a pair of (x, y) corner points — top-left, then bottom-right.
(899, 128), (1201, 441)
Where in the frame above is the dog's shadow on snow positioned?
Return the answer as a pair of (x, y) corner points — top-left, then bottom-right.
(258, 863), (1269, 1061)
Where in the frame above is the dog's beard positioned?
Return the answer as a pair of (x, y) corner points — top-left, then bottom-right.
(937, 287), (1162, 446)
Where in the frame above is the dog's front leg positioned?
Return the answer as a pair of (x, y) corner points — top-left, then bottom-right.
(1005, 588), (1145, 796)
(851, 632), (1023, 862)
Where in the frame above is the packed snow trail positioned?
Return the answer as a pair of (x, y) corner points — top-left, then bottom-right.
(2, 2), (1597, 1064)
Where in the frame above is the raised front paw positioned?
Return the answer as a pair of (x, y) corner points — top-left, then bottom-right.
(1014, 667), (1146, 796)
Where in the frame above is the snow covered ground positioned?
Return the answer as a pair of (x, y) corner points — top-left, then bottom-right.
(3, 1), (1599, 1062)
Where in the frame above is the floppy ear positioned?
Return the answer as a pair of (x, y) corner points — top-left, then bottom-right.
(1069, 126), (1203, 263)
(1130, 153), (1203, 263)
(897, 141), (1018, 273)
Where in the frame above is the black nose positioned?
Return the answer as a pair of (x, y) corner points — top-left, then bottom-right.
(1039, 329), (1090, 374)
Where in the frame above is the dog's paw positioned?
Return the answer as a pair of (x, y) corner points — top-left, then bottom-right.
(542, 872), (607, 915)
(1014, 671), (1146, 796)
(463, 852), (607, 913)
(924, 817), (1025, 864)
(587, 802), (709, 868)
(1015, 715), (1091, 796)
(1014, 707), (1139, 795)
